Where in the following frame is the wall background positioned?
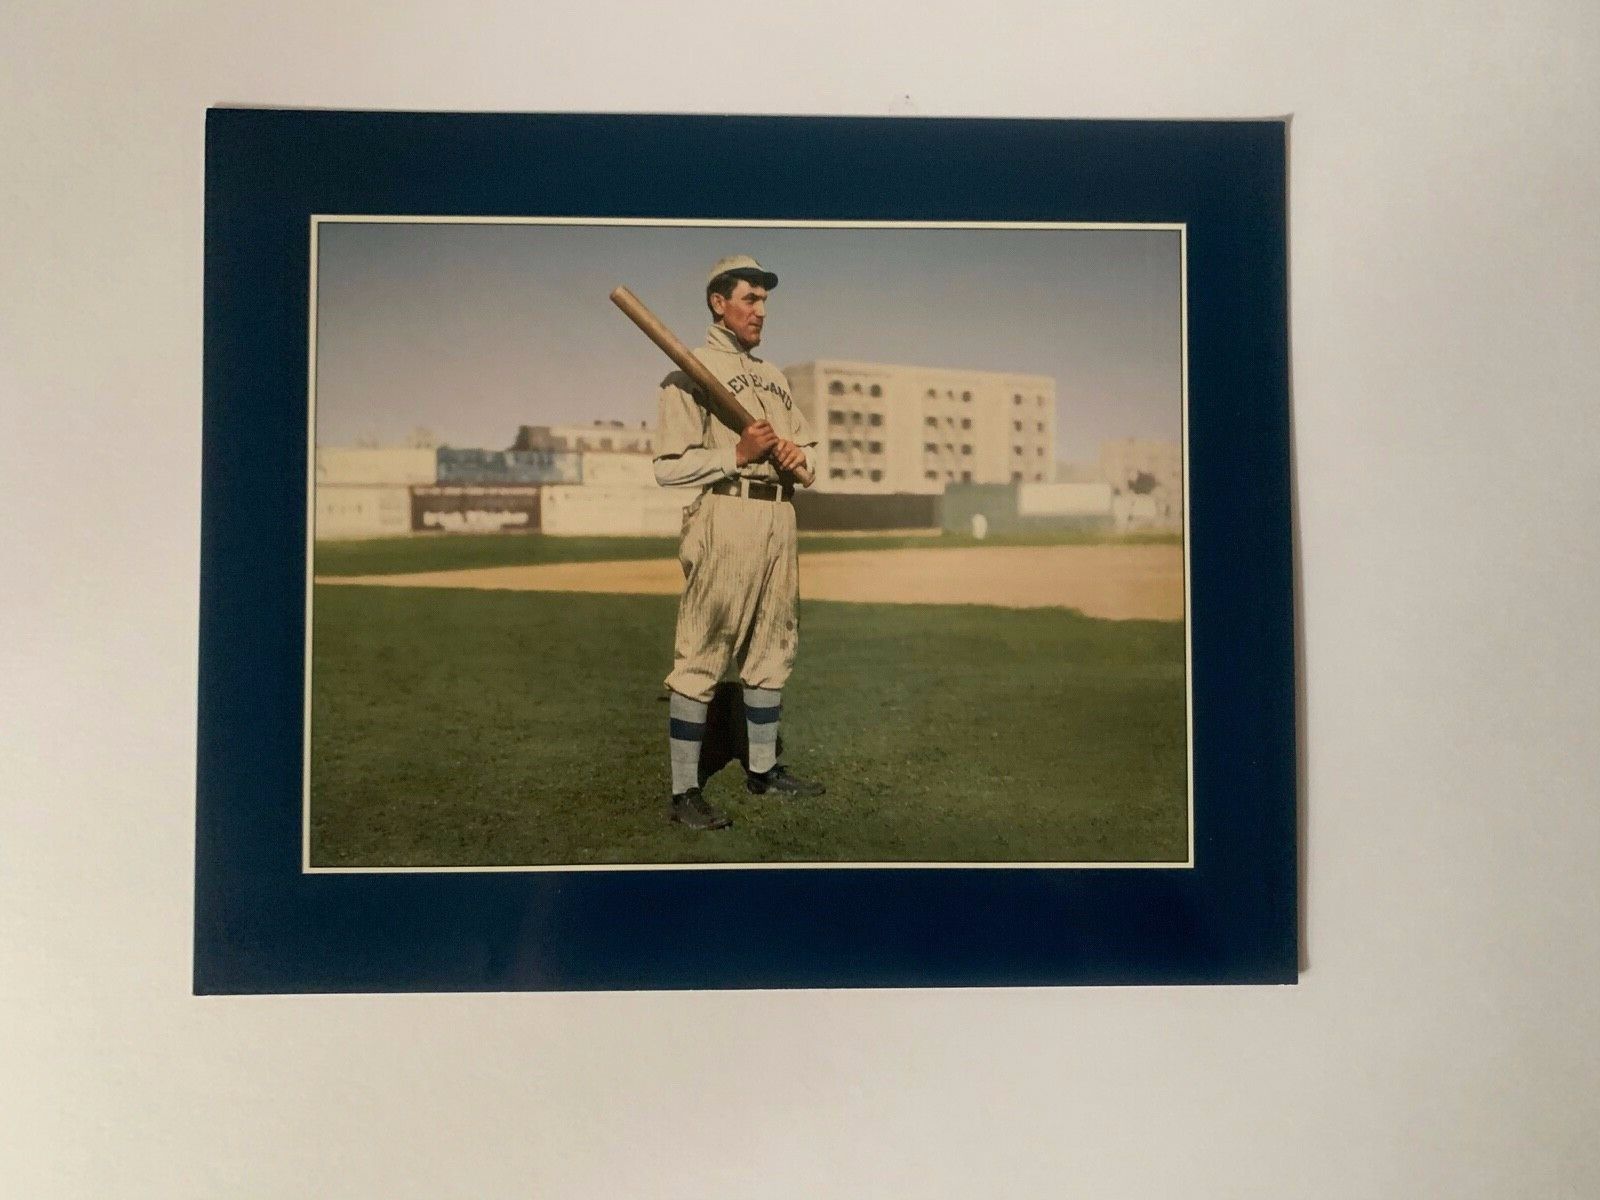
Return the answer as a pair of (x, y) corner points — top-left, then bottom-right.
(3, 2), (1597, 1195)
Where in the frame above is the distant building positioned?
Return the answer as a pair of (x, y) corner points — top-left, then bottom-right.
(1099, 438), (1184, 528)
(513, 420), (654, 454)
(785, 360), (1056, 494)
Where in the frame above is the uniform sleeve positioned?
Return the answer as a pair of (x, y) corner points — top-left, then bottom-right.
(653, 372), (737, 489)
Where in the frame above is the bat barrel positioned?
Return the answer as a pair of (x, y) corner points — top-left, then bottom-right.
(610, 285), (815, 486)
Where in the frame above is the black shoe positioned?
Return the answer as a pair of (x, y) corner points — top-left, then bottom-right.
(670, 786), (732, 830)
(745, 764), (826, 797)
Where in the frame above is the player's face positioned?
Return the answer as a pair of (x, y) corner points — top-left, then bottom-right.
(712, 280), (768, 350)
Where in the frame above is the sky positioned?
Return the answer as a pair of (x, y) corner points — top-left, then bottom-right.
(312, 221), (1184, 464)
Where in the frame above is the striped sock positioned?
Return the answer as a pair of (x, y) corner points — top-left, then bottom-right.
(669, 693), (709, 795)
(744, 687), (781, 774)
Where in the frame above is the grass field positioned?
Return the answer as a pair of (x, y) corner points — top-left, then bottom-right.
(313, 527), (1180, 577)
(308, 567), (1189, 867)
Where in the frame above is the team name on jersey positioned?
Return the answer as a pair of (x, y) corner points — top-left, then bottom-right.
(725, 372), (793, 410)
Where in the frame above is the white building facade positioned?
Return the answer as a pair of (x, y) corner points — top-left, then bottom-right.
(785, 360), (1057, 494)
(1098, 437), (1184, 527)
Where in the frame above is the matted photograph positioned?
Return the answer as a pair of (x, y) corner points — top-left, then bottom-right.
(306, 218), (1191, 870)
(196, 110), (1294, 991)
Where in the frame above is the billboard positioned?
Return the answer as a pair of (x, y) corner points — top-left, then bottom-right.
(410, 485), (541, 533)
(435, 448), (581, 485)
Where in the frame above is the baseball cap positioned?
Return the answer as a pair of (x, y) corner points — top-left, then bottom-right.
(706, 254), (778, 290)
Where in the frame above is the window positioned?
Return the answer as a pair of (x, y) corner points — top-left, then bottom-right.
(851, 468), (864, 477)
(1013, 421), (1022, 432)
(946, 416), (956, 427)
(852, 383), (864, 394)
(925, 416), (938, 427)
(961, 390), (972, 402)
(926, 388), (937, 399)
(829, 439), (845, 453)
(828, 381), (845, 395)
(1035, 473), (1045, 481)
(960, 418), (971, 430)
(925, 442), (939, 454)
(851, 440), (862, 450)
(960, 444), (972, 455)
(946, 470), (956, 480)
(869, 469), (883, 482)
(868, 413), (883, 427)
(850, 412), (862, 424)
(1013, 394), (1022, 405)
(829, 411), (845, 425)
(830, 468), (845, 479)
(1036, 448), (1044, 457)
(925, 469), (938, 480)
(869, 384), (883, 397)
(868, 441), (882, 454)
(1011, 471), (1022, 482)
(1036, 422), (1044, 433)
(1013, 445), (1023, 456)
(960, 470), (972, 483)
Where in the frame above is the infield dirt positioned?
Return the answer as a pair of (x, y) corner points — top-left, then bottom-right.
(316, 543), (1184, 622)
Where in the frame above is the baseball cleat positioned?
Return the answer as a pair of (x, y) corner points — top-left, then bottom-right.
(745, 764), (826, 797)
(670, 787), (732, 831)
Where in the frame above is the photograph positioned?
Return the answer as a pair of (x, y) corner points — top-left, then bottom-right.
(196, 110), (1294, 991)
(305, 218), (1192, 870)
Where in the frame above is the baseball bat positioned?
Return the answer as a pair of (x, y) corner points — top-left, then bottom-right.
(609, 285), (815, 487)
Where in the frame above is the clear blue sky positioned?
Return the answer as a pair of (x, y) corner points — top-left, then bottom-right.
(313, 221), (1184, 463)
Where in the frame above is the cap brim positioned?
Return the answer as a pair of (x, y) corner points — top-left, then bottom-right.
(722, 267), (779, 290)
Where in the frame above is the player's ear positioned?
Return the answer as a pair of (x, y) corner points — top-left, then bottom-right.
(708, 290), (727, 319)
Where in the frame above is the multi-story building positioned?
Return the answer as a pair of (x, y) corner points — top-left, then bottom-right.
(512, 420), (654, 454)
(785, 360), (1056, 493)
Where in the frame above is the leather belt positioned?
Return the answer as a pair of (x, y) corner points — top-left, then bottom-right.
(708, 477), (794, 502)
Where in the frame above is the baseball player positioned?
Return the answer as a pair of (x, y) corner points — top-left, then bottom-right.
(653, 255), (826, 830)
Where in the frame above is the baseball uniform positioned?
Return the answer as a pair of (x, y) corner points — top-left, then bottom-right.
(654, 322), (817, 703)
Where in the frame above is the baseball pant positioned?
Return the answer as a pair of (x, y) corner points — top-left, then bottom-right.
(665, 492), (798, 704)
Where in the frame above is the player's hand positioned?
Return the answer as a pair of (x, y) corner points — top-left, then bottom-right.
(771, 439), (806, 474)
(735, 421), (778, 467)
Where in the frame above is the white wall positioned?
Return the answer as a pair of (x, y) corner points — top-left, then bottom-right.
(540, 484), (693, 536)
(315, 446), (437, 486)
(7, 4), (1599, 1199)
(314, 484), (413, 539)
(579, 451), (656, 487)
(1018, 481), (1113, 517)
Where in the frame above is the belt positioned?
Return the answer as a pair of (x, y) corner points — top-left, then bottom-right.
(708, 477), (794, 502)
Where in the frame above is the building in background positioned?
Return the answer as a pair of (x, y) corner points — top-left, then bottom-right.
(311, 416), (1181, 540)
(785, 360), (1056, 494)
(512, 420), (654, 454)
(1099, 438), (1184, 528)
(314, 446), (439, 539)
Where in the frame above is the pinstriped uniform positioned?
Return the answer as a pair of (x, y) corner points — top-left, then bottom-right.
(668, 490), (799, 701)
(654, 323), (816, 704)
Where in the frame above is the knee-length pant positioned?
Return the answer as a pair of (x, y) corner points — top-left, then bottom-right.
(664, 492), (799, 704)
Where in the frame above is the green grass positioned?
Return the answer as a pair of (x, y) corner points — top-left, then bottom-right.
(309, 586), (1189, 867)
(313, 527), (1180, 577)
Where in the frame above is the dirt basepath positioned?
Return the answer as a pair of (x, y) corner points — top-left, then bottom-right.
(318, 543), (1185, 621)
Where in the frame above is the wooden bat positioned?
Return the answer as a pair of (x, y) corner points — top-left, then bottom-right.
(609, 285), (815, 487)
